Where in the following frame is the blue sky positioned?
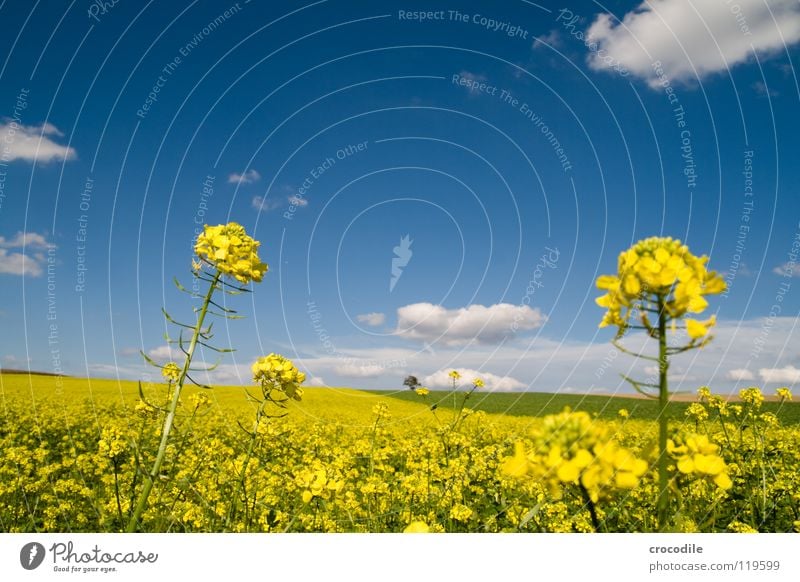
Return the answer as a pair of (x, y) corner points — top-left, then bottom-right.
(1, 0), (799, 393)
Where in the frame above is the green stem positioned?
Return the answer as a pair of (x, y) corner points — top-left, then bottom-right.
(226, 404), (263, 531)
(126, 270), (221, 532)
(453, 386), (477, 431)
(656, 294), (670, 531)
(579, 484), (601, 532)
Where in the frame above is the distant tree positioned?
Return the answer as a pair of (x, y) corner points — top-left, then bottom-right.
(403, 375), (420, 390)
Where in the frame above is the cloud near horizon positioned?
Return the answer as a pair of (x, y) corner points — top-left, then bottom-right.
(422, 368), (525, 392)
(726, 368), (755, 381)
(395, 302), (545, 346)
(759, 365), (800, 384)
(62, 317), (800, 395)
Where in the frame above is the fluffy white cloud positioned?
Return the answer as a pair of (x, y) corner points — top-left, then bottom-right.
(357, 312), (386, 326)
(0, 122), (76, 162)
(395, 302), (545, 345)
(228, 169), (261, 184)
(333, 363), (387, 378)
(0, 249), (42, 276)
(146, 345), (177, 360)
(0, 231), (52, 276)
(759, 365), (800, 384)
(726, 368), (755, 381)
(586, 0), (800, 87)
(308, 376), (327, 386)
(422, 368), (525, 392)
(251, 195), (283, 213)
(0, 232), (49, 248)
(773, 262), (799, 277)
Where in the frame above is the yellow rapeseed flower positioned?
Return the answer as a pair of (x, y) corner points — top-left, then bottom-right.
(685, 403), (708, 422)
(502, 408), (648, 502)
(739, 386), (764, 408)
(686, 316), (716, 339)
(595, 237), (725, 331)
(404, 521), (430, 533)
(252, 353), (305, 401)
(668, 433), (732, 490)
(161, 362), (181, 383)
(194, 222), (268, 284)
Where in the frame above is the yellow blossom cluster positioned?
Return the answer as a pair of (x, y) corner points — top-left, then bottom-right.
(161, 362), (181, 383)
(739, 386), (765, 408)
(502, 409), (648, 502)
(252, 353), (305, 401)
(98, 425), (128, 461)
(685, 403), (709, 423)
(668, 434), (732, 490)
(296, 466), (345, 504)
(194, 222), (268, 284)
(595, 237), (725, 335)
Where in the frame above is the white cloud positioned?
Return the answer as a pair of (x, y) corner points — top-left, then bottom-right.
(773, 262), (800, 277)
(195, 363), (251, 385)
(422, 368), (525, 392)
(0, 122), (76, 163)
(0, 249), (43, 276)
(357, 312), (386, 326)
(0, 231), (52, 276)
(759, 365), (800, 384)
(752, 80), (779, 97)
(395, 302), (545, 345)
(147, 345), (177, 361)
(228, 169), (261, 184)
(333, 363), (387, 378)
(586, 0), (800, 87)
(308, 376), (327, 386)
(726, 368), (755, 381)
(288, 195), (308, 207)
(0, 232), (49, 248)
(251, 195), (283, 213)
